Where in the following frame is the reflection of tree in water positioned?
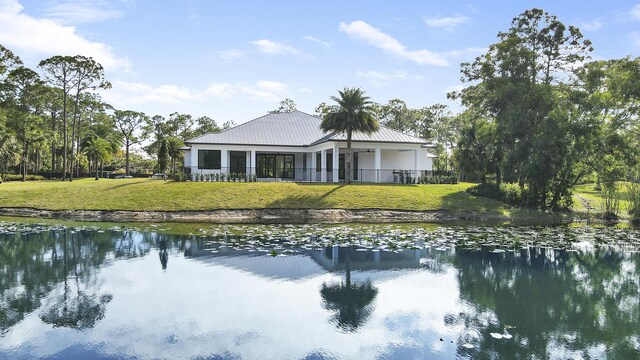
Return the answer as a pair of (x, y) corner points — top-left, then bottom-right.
(116, 231), (152, 259)
(40, 230), (112, 329)
(159, 238), (169, 270)
(449, 247), (640, 359)
(0, 227), (185, 333)
(0, 228), (112, 332)
(321, 247), (378, 333)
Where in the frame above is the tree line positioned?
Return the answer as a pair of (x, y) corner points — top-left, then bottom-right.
(0, 46), (233, 181)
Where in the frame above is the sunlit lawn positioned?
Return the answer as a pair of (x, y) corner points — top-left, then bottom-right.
(0, 178), (511, 213)
(573, 183), (634, 216)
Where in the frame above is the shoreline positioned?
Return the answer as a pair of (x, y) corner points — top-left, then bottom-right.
(0, 206), (569, 224)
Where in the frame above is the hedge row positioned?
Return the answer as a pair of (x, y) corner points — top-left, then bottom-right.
(0, 174), (45, 182)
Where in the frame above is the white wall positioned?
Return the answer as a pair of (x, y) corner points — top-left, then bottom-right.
(183, 142), (434, 182)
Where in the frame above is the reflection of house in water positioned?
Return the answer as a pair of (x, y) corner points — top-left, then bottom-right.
(309, 246), (426, 272)
(186, 236), (429, 280)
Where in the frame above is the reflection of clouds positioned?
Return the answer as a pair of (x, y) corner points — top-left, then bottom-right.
(0, 251), (464, 359)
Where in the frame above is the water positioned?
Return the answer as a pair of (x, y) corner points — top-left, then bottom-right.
(0, 221), (639, 359)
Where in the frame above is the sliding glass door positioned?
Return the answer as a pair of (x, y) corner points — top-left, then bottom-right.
(257, 154), (295, 179)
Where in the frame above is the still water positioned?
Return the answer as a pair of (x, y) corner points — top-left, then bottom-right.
(0, 222), (639, 359)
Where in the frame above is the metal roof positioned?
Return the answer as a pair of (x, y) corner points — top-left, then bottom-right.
(185, 110), (431, 147)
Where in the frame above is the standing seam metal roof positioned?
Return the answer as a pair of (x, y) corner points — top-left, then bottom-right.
(185, 110), (430, 146)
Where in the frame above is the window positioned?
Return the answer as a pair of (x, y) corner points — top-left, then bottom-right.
(257, 154), (295, 179)
(229, 151), (246, 174)
(315, 153), (333, 172)
(198, 150), (221, 170)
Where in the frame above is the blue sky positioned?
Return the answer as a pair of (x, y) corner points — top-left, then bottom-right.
(1, 0), (639, 124)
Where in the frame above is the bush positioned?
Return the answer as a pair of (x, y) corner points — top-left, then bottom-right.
(1, 174), (45, 182)
(173, 172), (184, 182)
(418, 174), (459, 184)
(467, 182), (529, 207)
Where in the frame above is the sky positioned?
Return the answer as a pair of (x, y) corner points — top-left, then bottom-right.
(1, 0), (640, 125)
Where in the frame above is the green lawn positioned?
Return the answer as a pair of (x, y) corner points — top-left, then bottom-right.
(573, 183), (634, 216)
(0, 178), (510, 213)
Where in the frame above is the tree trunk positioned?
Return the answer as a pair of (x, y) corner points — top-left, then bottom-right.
(346, 129), (352, 184)
(62, 90), (68, 182)
(69, 100), (77, 182)
(21, 137), (27, 182)
(125, 139), (130, 176)
(95, 158), (99, 180)
(51, 112), (56, 179)
(75, 120), (81, 178)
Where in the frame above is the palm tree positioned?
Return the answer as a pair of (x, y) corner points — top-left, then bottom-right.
(165, 136), (184, 177)
(83, 137), (110, 180)
(0, 131), (21, 181)
(321, 87), (379, 183)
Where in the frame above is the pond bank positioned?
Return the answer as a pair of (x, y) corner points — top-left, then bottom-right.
(0, 206), (568, 224)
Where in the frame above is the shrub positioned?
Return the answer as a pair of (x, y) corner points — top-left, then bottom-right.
(1, 174), (46, 182)
(418, 174), (459, 184)
(173, 172), (183, 182)
(627, 180), (640, 221)
(220, 173), (226, 182)
(466, 182), (530, 207)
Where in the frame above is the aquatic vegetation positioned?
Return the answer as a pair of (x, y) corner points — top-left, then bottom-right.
(2, 221), (639, 256)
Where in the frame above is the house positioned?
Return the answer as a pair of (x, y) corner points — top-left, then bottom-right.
(181, 110), (435, 183)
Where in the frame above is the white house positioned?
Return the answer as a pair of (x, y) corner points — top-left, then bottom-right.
(182, 110), (435, 183)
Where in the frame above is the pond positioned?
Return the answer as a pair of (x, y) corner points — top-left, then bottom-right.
(0, 221), (639, 359)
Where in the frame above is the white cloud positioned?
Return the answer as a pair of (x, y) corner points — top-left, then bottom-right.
(580, 19), (602, 32)
(338, 20), (449, 66)
(356, 70), (423, 86)
(206, 81), (291, 102)
(101, 81), (199, 108)
(106, 79), (291, 107)
(630, 4), (640, 20)
(302, 35), (330, 48)
(251, 39), (299, 55)
(423, 14), (470, 31)
(0, 0), (130, 71)
(205, 83), (237, 98)
(217, 49), (247, 61)
(39, 0), (129, 25)
(443, 47), (488, 60)
(241, 80), (289, 102)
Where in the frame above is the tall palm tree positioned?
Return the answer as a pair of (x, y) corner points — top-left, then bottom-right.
(321, 87), (379, 184)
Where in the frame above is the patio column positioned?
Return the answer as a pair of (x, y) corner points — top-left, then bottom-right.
(321, 149), (327, 182)
(221, 148), (228, 174)
(190, 147), (198, 180)
(250, 150), (256, 176)
(310, 151), (317, 182)
(307, 152), (314, 181)
(374, 147), (381, 183)
(332, 143), (339, 183)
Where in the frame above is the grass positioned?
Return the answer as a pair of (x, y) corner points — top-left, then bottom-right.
(573, 183), (633, 216)
(0, 178), (512, 213)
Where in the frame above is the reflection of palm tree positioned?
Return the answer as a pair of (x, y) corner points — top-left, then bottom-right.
(320, 247), (378, 332)
(159, 238), (168, 270)
(40, 230), (112, 329)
